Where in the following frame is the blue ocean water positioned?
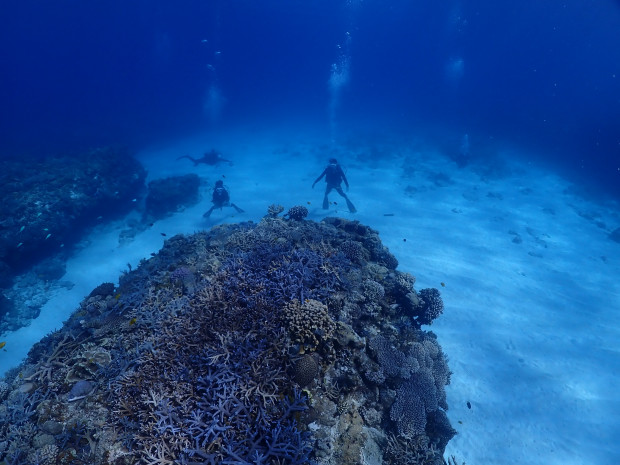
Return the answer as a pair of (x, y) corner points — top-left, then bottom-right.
(0, 0), (618, 196)
(1, 3), (620, 464)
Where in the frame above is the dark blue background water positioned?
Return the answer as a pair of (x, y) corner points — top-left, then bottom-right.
(1, 0), (618, 196)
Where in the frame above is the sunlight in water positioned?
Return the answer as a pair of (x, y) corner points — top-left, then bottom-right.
(328, 31), (351, 141)
(204, 84), (225, 125)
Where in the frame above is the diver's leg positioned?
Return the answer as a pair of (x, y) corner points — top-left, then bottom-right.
(335, 187), (357, 213)
(203, 206), (215, 218)
(323, 186), (333, 209)
(231, 203), (245, 213)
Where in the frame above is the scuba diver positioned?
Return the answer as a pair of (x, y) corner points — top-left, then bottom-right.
(312, 158), (357, 213)
(203, 180), (244, 218)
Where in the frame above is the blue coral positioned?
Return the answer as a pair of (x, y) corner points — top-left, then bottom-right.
(390, 368), (438, 438)
(222, 243), (347, 307)
(368, 335), (419, 380)
(177, 337), (311, 464)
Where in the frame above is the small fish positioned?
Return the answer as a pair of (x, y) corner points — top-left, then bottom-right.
(19, 226), (25, 233)
(440, 282), (446, 287)
(115, 293), (121, 300)
(0, 341), (6, 349)
(132, 198), (137, 202)
(43, 228), (49, 231)
(467, 401), (471, 409)
(16, 242), (23, 248)
(161, 233), (167, 237)
(307, 201), (311, 205)
(150, 253), (156, 257)
(45, 233), (52, 240)
(458, 420), (463, 424)
(403, 238), (407, 242)
(333, 201), (338, 205)
(129, 318), (137, 326)
(383, 213), (394, 217)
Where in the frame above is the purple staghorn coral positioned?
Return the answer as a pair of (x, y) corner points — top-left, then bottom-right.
(0, 213), (456, 465)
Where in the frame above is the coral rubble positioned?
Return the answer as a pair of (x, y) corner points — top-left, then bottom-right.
(0, 213), (455, 464)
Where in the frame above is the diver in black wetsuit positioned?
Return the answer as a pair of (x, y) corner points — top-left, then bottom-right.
(203, 180), (244, 218)
(312, 158), (357, 213)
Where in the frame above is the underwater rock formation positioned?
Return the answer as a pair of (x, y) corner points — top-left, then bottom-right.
(144, 173), (201, 221)
(0, 212), (455, 464)
(0, 147), (146, 280)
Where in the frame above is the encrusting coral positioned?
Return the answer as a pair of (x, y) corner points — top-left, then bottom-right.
(0, 212), (456, 465)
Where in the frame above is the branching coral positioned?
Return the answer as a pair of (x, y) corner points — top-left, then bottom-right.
(0, 215), (456, 465)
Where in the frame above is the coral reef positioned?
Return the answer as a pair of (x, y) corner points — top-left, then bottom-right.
(415, 288), (445, 325)
(0, 214), (456, 464)
(267, 203), (285, 218)
(0, 147), (146, 279)
(286, 205), (309, 221)
(284, 299), (336, 350)
(144, 173), (201, 220)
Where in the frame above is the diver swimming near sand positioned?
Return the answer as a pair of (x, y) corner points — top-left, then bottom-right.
(203, 180), (244, 218)
(312, 158), (357, 213)
(177, 149), (233, 166)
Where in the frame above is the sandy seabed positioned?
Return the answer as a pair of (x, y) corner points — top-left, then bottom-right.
(2, 126), (619, 465)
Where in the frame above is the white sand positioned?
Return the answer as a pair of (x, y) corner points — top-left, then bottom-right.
(1, 126), (619, 464)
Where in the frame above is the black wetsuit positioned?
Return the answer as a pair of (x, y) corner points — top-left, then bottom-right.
(204, 185), (244, 218)
(313, 164), (357, 213)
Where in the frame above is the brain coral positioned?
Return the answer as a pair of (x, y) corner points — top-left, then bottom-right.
(293, 354), (320, 387)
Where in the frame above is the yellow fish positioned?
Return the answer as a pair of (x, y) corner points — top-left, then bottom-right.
(129, 318), (137, 326)
(440, 282), (446, 287)
(0, 341), (6, 349)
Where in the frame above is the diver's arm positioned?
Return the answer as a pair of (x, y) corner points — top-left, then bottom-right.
(312, 169), (327, 187)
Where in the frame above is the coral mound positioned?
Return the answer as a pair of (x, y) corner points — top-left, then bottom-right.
(0, 215), (455, 465)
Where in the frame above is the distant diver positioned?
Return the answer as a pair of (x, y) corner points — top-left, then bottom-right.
(203, 180), (244, 218)
(312, 158), (357, 213)
(177, 149), (232, 166)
